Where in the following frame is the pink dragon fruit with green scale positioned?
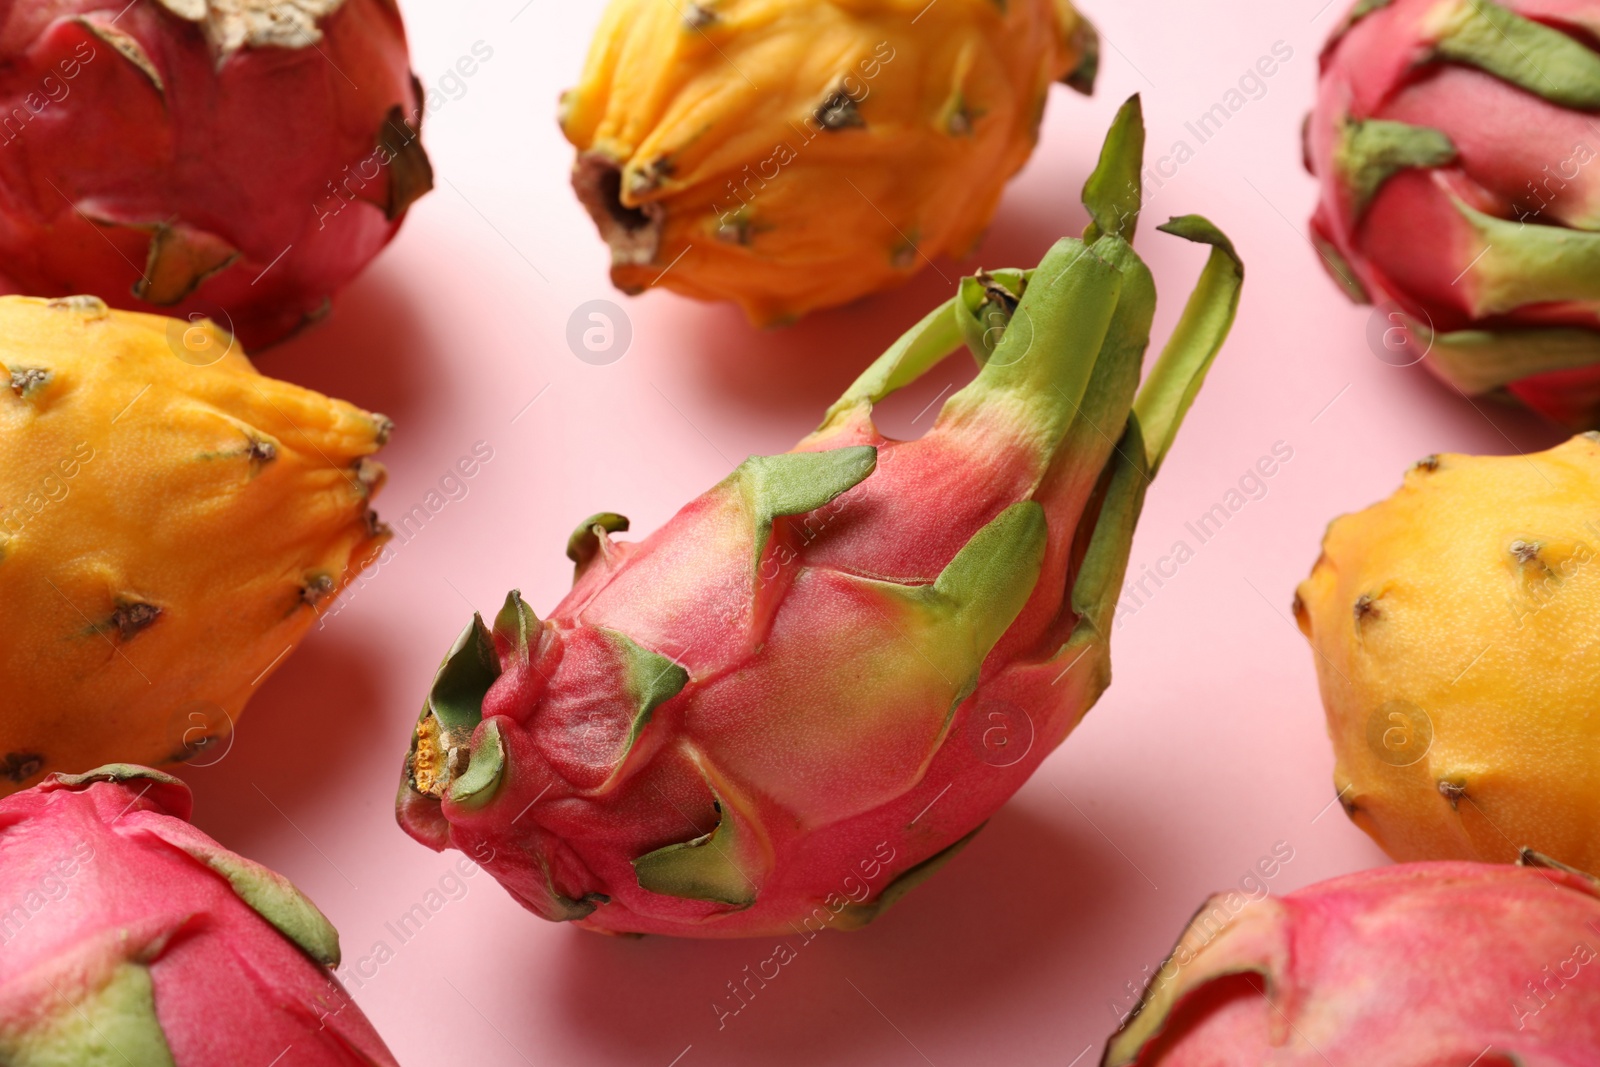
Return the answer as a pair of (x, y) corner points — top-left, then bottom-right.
(0, 765), (398, 1066)
(396, 98), (1245, 939)
(1103, 854), (1600, 1066)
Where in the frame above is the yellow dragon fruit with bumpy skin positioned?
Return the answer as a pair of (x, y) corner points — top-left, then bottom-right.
(560, 0), (1099, 324)
(399, 101), (1245, 938)
(1295, 434), (1600, 873)
(0, 296), (391, 795)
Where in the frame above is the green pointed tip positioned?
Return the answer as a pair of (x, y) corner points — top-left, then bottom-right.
(205, 856), (343, 967)
(868, 500), (1048, 711)
(567, 512), (630, 582)
(1136, 214), (1244, 475)
(49, 764), (184, 790)
(1156, 215), (1241, 273)
(1422, 322), (1600, 398)
(142, 822), (342, 967)
(412, 614), (501, 800)
(1082, 94), (1145, 244)
(733, 447), (877, 566)
(603, 628), (690, 758)
(933, 501), (1047, 613)
(1448, 196), (1600, 318)
(633, 798), (757, 907)
(836, 824), (987, 930)
(492, 589), (539, 662)
(448, 720), (506, 810)
(427, 614), (500, 732)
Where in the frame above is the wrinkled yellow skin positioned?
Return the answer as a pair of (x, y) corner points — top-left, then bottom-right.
(0, 296), (390, 795)
(561, 0), (1095, 324)
(1296, 434), (1600, 872)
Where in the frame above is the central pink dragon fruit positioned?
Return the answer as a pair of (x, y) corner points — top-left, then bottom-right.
(1103, 854), (1600, 1065)
(396, 99), (1244, 938)
(0, 765), (398, 1065)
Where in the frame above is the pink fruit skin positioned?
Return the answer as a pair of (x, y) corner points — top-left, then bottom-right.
(0, 0), (429, 348)
(1105, 861), (1600, 1066)
(1307, 0), (1600, 428)
(404, 387), (1116, 939)
(394, 106), (1243, 940)
(0, 768), (398, 1066)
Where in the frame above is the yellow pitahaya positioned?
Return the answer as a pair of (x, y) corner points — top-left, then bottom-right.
(1295, 434), (1600, 873)
(0, 296), (390, 794)
(560, 0), (1098, 324)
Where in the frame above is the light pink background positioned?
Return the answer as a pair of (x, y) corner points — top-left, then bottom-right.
(185, 1), (1562, 1064)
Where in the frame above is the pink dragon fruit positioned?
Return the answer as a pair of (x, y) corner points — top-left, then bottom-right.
(0, 765), (398, 1066)
(1103, 854), (1600, 1066)
(1307, 0), (1600, 428)
(396, 99), (1245, 938)
(0, 0), (431, 348)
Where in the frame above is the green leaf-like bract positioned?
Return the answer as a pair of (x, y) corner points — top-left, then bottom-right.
(1137, 216), (1244, 477)
(729, 446), (878, 566)
(1334, 117), (1457, 221)
(836, 823), (987, 930)
(1404, 319), (1600, 396)
(633, 788), (758, 906)
(1082, 95), (1145, 244)
(138, 822), (342, 966)
(603, 628), (690, 757)
(855, 501), (1048, 712)
(0, 961), (178, 1067)
(492, 589), (539, 663)
(1428, 0), (1600, 109)
(566, 512), (630, 583)
(1449, 195), (1600, 316)
(449, 719), (506, 810)
(426, 614), (500, 735)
